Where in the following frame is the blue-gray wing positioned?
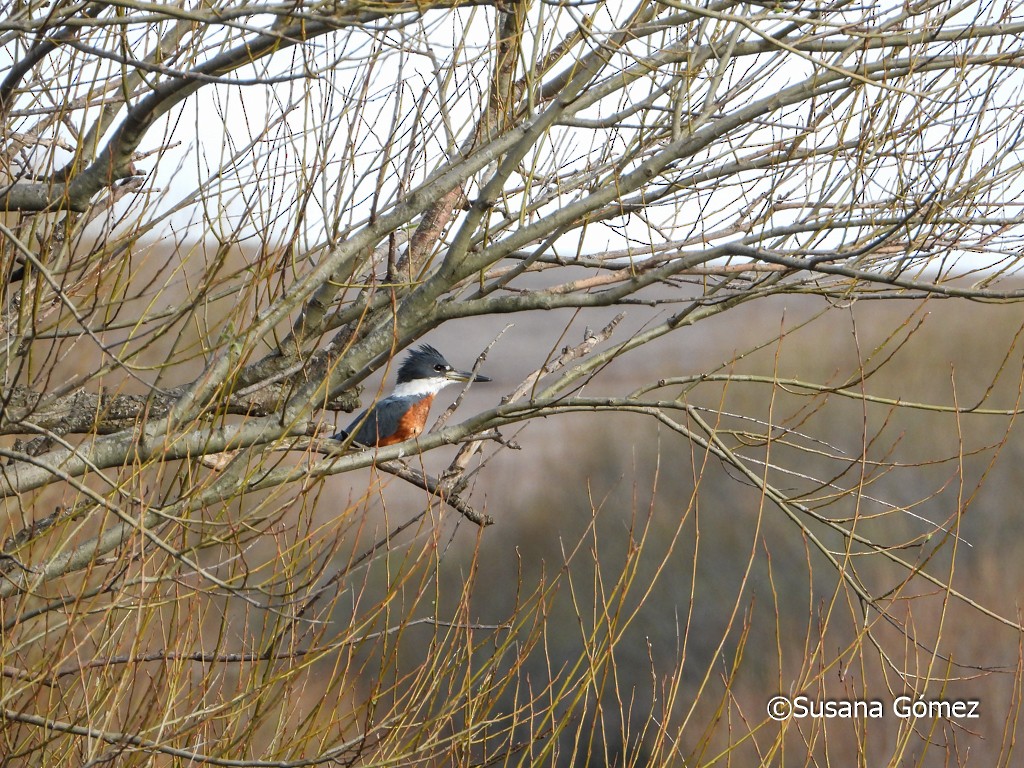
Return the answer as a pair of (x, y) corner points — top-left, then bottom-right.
(341, 398), (409, 446)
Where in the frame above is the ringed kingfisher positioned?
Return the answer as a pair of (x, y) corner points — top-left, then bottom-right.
(335, 344), (492, 447)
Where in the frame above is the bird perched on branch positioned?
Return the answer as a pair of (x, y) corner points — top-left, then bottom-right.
(335, 344), (491, 447)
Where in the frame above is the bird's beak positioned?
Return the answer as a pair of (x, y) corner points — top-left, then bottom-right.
(447, 369), (492, 383)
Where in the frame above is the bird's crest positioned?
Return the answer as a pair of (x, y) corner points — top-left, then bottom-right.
(396, 344), (449, 383)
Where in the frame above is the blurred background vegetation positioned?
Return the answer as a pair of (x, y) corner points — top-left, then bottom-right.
(5, 251), (1023, 765)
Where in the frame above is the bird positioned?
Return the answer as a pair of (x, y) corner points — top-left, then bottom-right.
(335, 344), (492, 447)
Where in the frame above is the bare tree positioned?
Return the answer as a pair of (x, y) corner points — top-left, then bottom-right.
(2, 0), (1024, 764)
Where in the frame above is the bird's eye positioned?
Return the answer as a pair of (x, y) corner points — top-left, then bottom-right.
(434, 363), (447, 372)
